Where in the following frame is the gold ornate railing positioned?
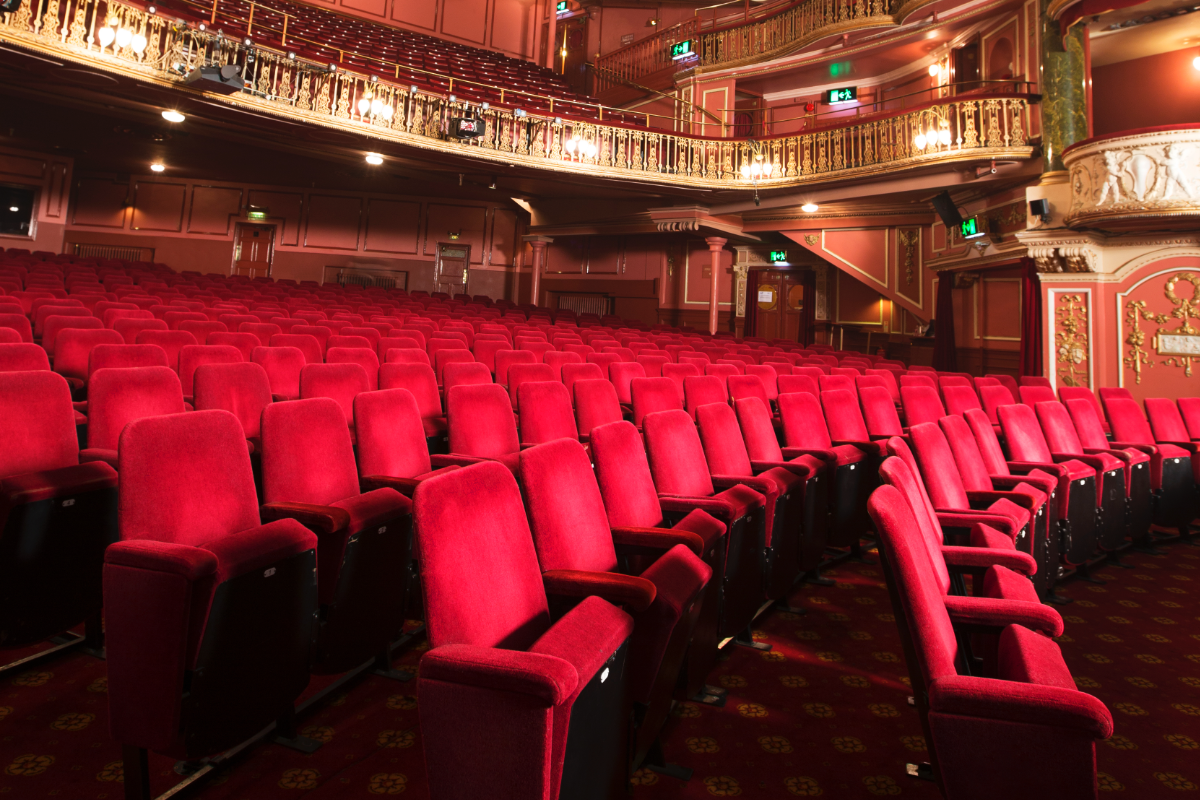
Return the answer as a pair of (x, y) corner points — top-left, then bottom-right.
(594, 0), (895, 89)
(0, 0), (1035, 189)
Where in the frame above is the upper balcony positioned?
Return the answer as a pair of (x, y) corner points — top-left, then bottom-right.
(0, 0), (1037, 193)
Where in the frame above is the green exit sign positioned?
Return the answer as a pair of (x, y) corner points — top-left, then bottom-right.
(770, 250), (787, 262)
(556, 1), (567, 10)
(670, 40), (695, 60)
(826, 86), (857, 104)
(960, 217), (985, 238)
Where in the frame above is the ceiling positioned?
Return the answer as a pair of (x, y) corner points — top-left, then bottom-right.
(1089, 0), (1200, 66)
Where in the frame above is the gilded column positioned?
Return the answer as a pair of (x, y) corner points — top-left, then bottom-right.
(706, 237), (728, 335)
(1039, 0), (1088, 177)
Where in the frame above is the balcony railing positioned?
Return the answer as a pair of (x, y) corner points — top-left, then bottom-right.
(594, 0), (895, 91)
(0, 0), (1036, 189)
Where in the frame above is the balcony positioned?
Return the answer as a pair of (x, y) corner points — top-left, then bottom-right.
(0, 0), (1036, 191)
(1063, 125), (1200, 231)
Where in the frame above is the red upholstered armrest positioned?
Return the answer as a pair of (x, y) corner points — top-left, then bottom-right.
(612, 526), (705, 556)
(361, 475), (423, 497)
(420, 644), (577, 707)
(260, 502), (350, 534)
(711, 473), (775, 498)
(944, 594), (1063, 637)
(1109, 441), (1157, 455)
(1051, 452), (1111, 472)
(831, 439), (884, 456)
(659, 494), (739, 522)
(1008, 460), (1068, 478)
(987, 475), (1037, 491)
(429, 454), (488, 469)
(0, 461), (117, 505)
(942, 545), (1036, 576)
(966, 490), (1035, 511)
(105, 539), (217, 581)
(970, 523), (1018, 551)
(929, 675), (1113, 740)
(1082, 448), (1132, 463)
(79, 448), (118, 469)
(781, 446), (838, 465)
(936, 509), (1019, 538)
(542, 569), (656, 613)
(750, 459), (819, 480)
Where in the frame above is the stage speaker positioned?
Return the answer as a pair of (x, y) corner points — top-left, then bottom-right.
(183, 65), (245, 95)
(930, 191), (963, 228)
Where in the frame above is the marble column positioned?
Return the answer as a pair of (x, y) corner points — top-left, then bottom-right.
(1039, 0), (1089, 176)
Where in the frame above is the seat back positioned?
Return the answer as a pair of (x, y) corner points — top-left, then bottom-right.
(900, 374), (936, 390)
(495, 349), (536, 385)
(630, 376), (681, 428)
(907, 422), (972, 512)
(433, 349), (474, 385)
(261, 397), (359, 506)
(777, 374), (818, 396)
(1020, 376), (1053, 389)
(54, 328), (124, 381)
(545, 350), (583, 379)
(507, 363), (555, 410)
(446, 383), (519, 459)
(179, 320), (229, 344)
(900, 385), (945, 426)
(661, 362), (699, 403)
(997, 403), (1055, 462)
(1179, 397), (1200, 440)
(385, 347), (431, 366)
(636, 353), (670, 378)
(355, 389), (434, 480)
(412, 461), (551, 650)
(518, 381), (578, 445)
(136, 330), (198, 372)
(734, 396), (785, 462)
(519, 439), (618, 573)
(866, 483), (960, 684)
(206, 332), (258, 362)
(978, 384), (1017, 423)
(1019, 385), (1056, 406)
(777, 391), (834, 449)
(0, 342), (49, 372)
(87, 366), (186, 451)
(46, 315), (105, 354)
(1146, 398), (1191, 444)
(865, 369), (901, 402)
(252, 346), (305, 399)
(574, 378), (623, 439)
(299, 362), (370, 425)
(942, 385), (982, 417)
(327, 335), (373, 352)
(179, 345), (244, 398)
(327, 347), (380, 390)
(1058, 387), (1108, 434)
(643, 409), (715, 498)
(683, 375), (727, 419)
(442, 361), (492, 396)
(860, 385), (905, 437)
(240, 322), (282, 346)
(1063, 398), (1109, 450)
(610, 362), (646, 404)
(879, 442), (946, 567)
(0, 371), (79, 478)
(696, 401), (752, 478)
(562, 362), (604, 400)
(938, 415), (998, 493)
(193, 362), (273, 441)
(818, 374), (854, 394)
(379, 363), (442, 421)
(727, 374), (771, 412)
(963, 408), (1012, 476)
(89, 344), (169, 379)
(292, 325), (332, 355)
(822, 387), (870, 442)
(1035, 400), (1085, 456)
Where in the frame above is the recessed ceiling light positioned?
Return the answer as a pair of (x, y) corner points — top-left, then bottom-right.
(801, 202), (819, 213)
(8, 206), (18, 212)
(150, 163), (166, 172)
(365, 153), (384, 165)
(161, 110), (185, 123)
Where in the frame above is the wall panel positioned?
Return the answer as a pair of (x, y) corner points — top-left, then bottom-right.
(247, 191), (303, 246)
(489, 208), (519, 267)
(424, 204), (486, 263)
(365, 199), (421, 253)
(188, 186), (243, 235)
(132, 182), (186, 232)
(306, 195), (362, 250)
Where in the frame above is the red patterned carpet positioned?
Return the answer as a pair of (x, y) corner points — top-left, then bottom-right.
(2, 542), (1200, 799)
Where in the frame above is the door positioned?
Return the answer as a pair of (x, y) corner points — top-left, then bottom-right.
(752, 269), (810, 342)
(434, 243), (470, 297)
(781, 272), (808, 343)
(233, 224), (274, 278)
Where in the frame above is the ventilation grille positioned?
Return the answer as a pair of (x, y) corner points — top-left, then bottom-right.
(557, 294), (611, 317)
(71, 243), (154, 261)
(324, 265), (409, 290)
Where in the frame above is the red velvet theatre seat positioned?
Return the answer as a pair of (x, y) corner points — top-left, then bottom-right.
(413, 461), (635, 800)
(104, 410), (318, 796)
(260, 397), (413, 675)
(0, 371), (117, 666)
(437, 382), (522, 472)
(193, 362), (274, 454)
(867, 484), (1111, 800)
(80, 366), (187, 469)
(520, 438), (711, 776)
(1106, 396), (1196, 539)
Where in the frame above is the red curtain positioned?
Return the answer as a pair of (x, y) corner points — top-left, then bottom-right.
(932, 275), (958, 371)
(1019, 258), (1044, 377)
(744, 269), (760, 338)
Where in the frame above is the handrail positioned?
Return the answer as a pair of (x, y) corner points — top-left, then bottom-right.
(586, 61), (723, 126)
(0, 0), (1036, 190)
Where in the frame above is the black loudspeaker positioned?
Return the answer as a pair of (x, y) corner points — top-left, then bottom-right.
(0, 0), (22, 12)
(931, 191), (963, 228)
(183, 65), (245, 95)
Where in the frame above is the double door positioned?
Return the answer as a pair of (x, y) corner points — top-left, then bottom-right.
(753, 270), (809, 342)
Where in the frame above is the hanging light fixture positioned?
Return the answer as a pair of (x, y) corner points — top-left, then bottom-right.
(98, 16), (117, 47)
(357, 90), (373, 115)
(131, 32), (147, 54)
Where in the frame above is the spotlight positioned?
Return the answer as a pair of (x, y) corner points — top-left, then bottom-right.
(150, 163), (166, 172)
(328, 63), (337, 72)
(365, 153), (384, 165)
(481, 102), (489, 110)
(244, 37), (251, 45)
(449, 93), (457, 103)
(147, 4), (155, 12)
(287, 51), (296, 59)
(198, 22), (205, 30)
(928, 63), (940, 76)
(801, 202), (818, 212)
(8, 206), (18, 212)
(161, 110), (185, 123)
(411, 84), (418, 93)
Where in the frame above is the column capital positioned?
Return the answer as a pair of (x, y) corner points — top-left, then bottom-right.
(522, 235), (554, 246)
(705, 236), (728, 250)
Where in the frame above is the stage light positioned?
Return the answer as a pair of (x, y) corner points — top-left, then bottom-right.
(801, 203), (818, 212)
(150, 163), (166, 172)
(161, 110), (185, 123)
(365, 153), (384, 165)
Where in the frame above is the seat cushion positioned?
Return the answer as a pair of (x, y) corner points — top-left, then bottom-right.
(996, 624), (1077, 691)
(330, 488), (411, 532)
(982, 564), (1040, 604)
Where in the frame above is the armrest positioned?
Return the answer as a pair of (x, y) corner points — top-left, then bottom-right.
(944, 594), (1063, 637)
(612, 526), (705, 557)
(942, 545), (1036, 576)
(542, 569), (656, 613)
(260, 501), (350, 534)
(936, 509), (1019, 538)
(79, 448), (118, 468)
(1051, 452), (1109, 472)
(970, 522), (1018, 551)
(750, 459), (819, 479)
(1108, 441), (1157, 455)
(711, 473), (775, 497)
(420, 644), (577, 706)
(430, 453), (488, 469)
(781, 446), (837, 464)
(659, 494), (738, 522)
(361, 474), (422, 497)
(966, 490), (1035, 511)
(1008, 460), (1068, 478)
(104, 539), (218, 581)
(929, 675), (1113, 740)
(830, 439), (877, 455)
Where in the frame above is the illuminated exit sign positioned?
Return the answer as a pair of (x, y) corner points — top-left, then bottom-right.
(960, 217), (986, 239)
(770, 250), (787, 263)
(670, 40), (695, 60)
(556, 1), (567, 11)
(826, 86), (857, 104)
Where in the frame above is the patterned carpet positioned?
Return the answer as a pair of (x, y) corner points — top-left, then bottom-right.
(2, 542), (1200, 799)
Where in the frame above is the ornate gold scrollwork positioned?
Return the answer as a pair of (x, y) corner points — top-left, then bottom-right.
(897, 229), (917, 285)
(1158, 272), (1200, 375)
(1055, 294), (1089, 388)
(1124, 300), (1165, 384)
